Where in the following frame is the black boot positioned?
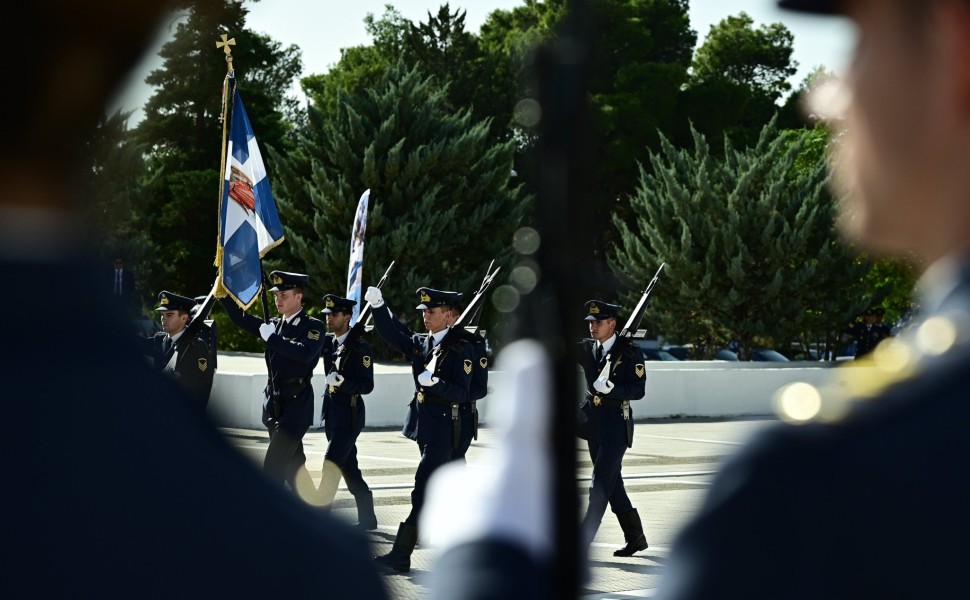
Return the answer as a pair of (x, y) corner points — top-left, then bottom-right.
(613, 508), (649, 557)
(354, 490), (378, 531)
(374, 522), (418, 572)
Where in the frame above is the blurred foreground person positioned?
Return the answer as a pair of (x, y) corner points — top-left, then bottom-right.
(3, 2), (387, 597)
(657, 1), (970, 597)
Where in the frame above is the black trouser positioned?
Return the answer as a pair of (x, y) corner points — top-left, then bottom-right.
(263, 423), (308, 488)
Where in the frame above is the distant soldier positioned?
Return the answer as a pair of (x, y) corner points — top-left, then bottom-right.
(844, 307), (892, 358)
(316, 293), (378, 531)
(578, 300), (648, 557)
(365, 284), (472, 572)
(220, 271), (325, 493)
(141, 291), (214, 409)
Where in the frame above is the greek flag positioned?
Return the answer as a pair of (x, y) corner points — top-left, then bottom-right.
(217, 92), (284, 308)
(346, 189), (370, 326)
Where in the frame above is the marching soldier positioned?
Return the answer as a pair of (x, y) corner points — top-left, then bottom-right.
(141, 291), (215, 409)
(844, 307), (892, 358)
(578, 300), (648, 557)
(220, 271), (325, 494)
(316, 293), (378, 530)
(365, 284), (472, 572)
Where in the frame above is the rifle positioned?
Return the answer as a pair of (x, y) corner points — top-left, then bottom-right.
(424, 264), (501, 374)
(334, 260), (395, 374)
(461, 258), (494, 338)
(598, 261), (665, 380)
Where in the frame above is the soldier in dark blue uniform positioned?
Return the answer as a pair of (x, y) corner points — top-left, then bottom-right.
(578, 300), (648, 557)
(844, 307), (892, 358)
(220, 271), (325, 494)
(317, 293), (378, 530)
(140, 291), (214, 409)
(365, 284), (473, 572)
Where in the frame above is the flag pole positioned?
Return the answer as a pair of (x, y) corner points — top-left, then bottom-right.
(213, 33), (237, 300)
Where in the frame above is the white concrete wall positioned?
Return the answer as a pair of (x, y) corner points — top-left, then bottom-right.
(206, 361), (852, 429)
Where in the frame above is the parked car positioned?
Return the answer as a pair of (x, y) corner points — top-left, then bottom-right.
(640, 347), (682, 361)
(714, 348), (790, 362)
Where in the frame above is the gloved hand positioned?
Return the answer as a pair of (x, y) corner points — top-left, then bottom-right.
(259, 322), (276, 341)
(418, 370), (439, 387)
(593, 378), (615, 394)
(326, 371), (344, 387)
(364, 286), (384, 308)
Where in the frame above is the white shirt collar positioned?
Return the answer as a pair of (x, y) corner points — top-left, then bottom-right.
(431, 327), (449, 347)
(335, 330), (349, 345)
(598, 334), (617, 354)
(169, 330), (184, 344)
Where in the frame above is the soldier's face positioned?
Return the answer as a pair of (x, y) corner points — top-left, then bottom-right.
(830, 0), (970, 264)
(423, 307), (450, 334)
(589, 318), (616, 343)
(160, 310), (187, 335)
(326, 311), (351, 335)
(274, 289), (302, 318)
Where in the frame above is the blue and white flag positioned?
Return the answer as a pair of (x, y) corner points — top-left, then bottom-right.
(346, 189), (370, 326)
(217, 92), (284, 308)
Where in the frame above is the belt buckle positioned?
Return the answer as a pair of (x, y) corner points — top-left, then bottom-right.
(328, 385), (336, 394)
(417, 391), (425, 403)
(593, 395), (602, 407)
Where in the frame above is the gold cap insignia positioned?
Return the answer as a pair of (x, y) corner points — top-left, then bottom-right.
(589, 304), (600, 315)
(464, 359), (473, 375)
(363, 356), (372, 368)
(325, 297), (334, 308)
(420, 290), (431, 303)
(160, 294), (170, 305)
(271, 273), (283, 285)
(307, 330), (320, 341)
(417, 391), (425, 403)
(198, 358), (208, 372)
(593, 395), (602, 406)
(635, 364), (645, 378)
(479, 357), (488, 369)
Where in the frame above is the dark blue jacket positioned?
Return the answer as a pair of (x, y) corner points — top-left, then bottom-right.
(320, 333), (374, 435)
(221, 299), (325, 430)
(578, 336), (646, 444)
(372, 305), (471, 444)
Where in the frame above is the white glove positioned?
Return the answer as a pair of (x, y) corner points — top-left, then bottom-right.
(364, 286), (384, 308)
(259, 322), (276, 341)
(326, 371), (344, 387)
(593, 378), (614, 394)
(418, 370), (439, 387)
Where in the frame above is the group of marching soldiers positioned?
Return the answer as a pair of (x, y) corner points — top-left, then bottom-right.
(142, 266), (650, 572)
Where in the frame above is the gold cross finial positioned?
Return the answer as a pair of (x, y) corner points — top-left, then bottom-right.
(216, 34), (236, 56)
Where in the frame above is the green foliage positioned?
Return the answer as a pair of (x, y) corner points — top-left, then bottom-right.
(612, 118), (873, 360)
(675, 12), (797, 151)
(270, 59), (528, 359)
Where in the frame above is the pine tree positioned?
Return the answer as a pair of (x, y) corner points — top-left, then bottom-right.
(612, 118), (871, 359)
(271, 59), (527, 348)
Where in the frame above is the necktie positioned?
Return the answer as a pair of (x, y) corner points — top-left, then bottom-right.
(595, 344), (603, 363)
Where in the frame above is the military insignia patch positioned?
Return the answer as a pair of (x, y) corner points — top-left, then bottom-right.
(325, 297), (334, 308)
(479, 357), (488, 369)
(635, 364), (645, 378)
(198, 358), (208, 372)
(271, 273), (283, 285)
(420, 290), (431, 303)
(464, 359), (473, 375)
(160, 293), (170, 305)
(307, 330), (320, 341)
(363, 356), (372, 368)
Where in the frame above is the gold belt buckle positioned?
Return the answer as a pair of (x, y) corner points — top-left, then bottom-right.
(417, 391), (425, 403)
(593, 395), (602, 407)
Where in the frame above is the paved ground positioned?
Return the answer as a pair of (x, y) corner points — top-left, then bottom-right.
(220, 416), (776, 599)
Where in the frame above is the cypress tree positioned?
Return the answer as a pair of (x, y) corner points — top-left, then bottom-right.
(612, 118), (870, 359)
